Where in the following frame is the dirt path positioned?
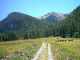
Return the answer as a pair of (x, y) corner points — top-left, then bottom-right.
(32, 42), (53, 60)
(48, 43), (53, 60)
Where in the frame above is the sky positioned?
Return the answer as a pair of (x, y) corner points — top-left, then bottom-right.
(0, 0), (80, 20)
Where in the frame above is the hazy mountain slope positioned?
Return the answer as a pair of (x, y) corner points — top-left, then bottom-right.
(40, 12), (66, 23)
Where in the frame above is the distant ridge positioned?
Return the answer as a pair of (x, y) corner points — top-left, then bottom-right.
(39, 12), (67, 22)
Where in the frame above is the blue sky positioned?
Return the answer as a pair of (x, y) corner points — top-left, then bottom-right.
(0, 0), (80, 20)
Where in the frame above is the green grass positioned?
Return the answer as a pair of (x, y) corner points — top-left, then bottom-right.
(49, 37), (80, 60)
(0, 38), (43, 60)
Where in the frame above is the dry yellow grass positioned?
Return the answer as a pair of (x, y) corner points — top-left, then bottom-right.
(49, 37), (80, 60)
(0, 38), (43, 60)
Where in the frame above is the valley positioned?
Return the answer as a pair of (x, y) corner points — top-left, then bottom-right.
(0, 2), (80, 60)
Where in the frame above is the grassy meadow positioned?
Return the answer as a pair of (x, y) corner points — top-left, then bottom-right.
(49, 37), (80, 60)
(0, 38), (44, 60)
(0, 37), (80, 60)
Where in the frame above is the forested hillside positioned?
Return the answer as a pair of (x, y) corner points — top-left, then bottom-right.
(0, 6), (80, 41)
(53, 6), (80, 38)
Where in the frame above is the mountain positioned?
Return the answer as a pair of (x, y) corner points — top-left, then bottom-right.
(1, 12), (67, 33)
(40, 12), (66, 22)
(0, 12), (40, 30)
(0, 5), (80, 40)
(0, 12), (68, 39)
(0, 12), (48, 37)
